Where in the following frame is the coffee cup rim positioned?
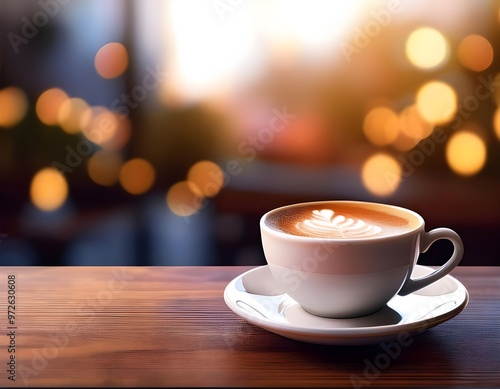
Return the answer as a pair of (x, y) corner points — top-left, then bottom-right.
(260, 200), (424, 242)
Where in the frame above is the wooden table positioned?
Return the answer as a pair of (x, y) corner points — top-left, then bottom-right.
(1, 266), (499, 387)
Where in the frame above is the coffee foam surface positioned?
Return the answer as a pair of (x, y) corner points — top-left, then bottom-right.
(266, 204), (414, 239)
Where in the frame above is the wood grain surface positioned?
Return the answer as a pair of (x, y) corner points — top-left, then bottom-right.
(0, 266), (499, 387)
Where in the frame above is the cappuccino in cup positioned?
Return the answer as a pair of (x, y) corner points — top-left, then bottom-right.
(265, 202), (418, 239)
(260, 200), (463, 318)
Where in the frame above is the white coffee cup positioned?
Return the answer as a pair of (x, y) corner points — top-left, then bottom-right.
(260, 200), (464, 318)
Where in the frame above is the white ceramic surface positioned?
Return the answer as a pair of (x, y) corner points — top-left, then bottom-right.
(260, 200), (464, 318)
(224, 265), (469, 345)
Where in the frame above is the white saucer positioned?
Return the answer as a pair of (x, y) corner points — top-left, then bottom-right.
(223, 265), (469, 345)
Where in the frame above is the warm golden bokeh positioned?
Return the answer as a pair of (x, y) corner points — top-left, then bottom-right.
(119, 158), (156, 195)
(35, 88), (68, 126)
(361, 153), (402, 197)
(0, 87), (28, 128)
(87, 150), (123, 186)
(81, 107), (131, 150)
(457, 34), (494, 72)
(362, 106), (399, 146)
(57, 97), (89, 134)
(398, 104), (433, 141)
(416, 81), (457, 125)
(446, 130), (487, 176)
(391, 132), (421, 151)
(187, 160), (225, 198)
(94, 42), (129, 79)
(30, 168), (69, 212)
(493, 107), (500, 141)
(405, 27), (449, 70)
(166, 181), (204, 217)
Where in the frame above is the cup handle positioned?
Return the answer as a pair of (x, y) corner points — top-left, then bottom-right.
(398, 228), (464, 296)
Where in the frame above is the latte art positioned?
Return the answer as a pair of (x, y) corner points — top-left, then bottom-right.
(295, 209), (383, 238)
(265, 202), (415, 239)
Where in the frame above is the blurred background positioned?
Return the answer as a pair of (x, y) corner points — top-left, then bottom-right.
(0, 0), (499, 266)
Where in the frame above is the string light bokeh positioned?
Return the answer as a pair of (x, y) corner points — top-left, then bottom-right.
(1, 0), (499, 266)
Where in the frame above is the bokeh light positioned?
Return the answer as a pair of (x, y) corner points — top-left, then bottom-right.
(187, 160), (225, 197)
(391, 103), (435, 152)
(87, 150), (123, 186)
(446, 130), (487, 176)
(457, 34), (494, 72)
(398, 104), (434, 143)
(166, 181), (203, 217)
(391, 132), (421, 152)
(30, 168), (69, 212)
(81, 107), (131, 150)
(35, 88), (68, 126)
(0, 87), (28, 128)
(361, 153), (402, 197)
(416, 81), (457, 125)
(493, 107), (500, 141)
(405, 27), (449, 70)
(119, 158), (156, 195)
(362, 106), (399, 146)
(94, 42), (129, 79)
(57, 97), (89, 134)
